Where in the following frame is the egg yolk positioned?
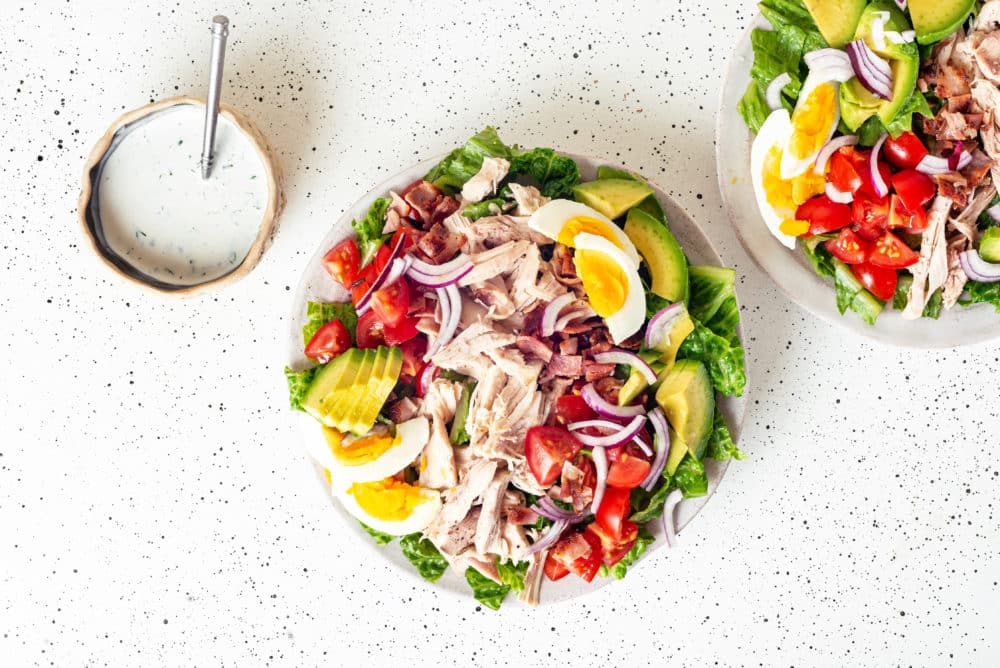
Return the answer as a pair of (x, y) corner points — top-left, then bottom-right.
(762, 145), (825, 215)
(557, 216), (624, 250)
(325, 428), (397, 466)
(347, 478), (429, 521)
(788, 82), (837, 161)
(575, 249), (627, 317)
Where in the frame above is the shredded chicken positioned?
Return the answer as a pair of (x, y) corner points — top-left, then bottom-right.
(474, 470), (511, 555)
(461, 156), (509, 203)
(904, 197), (952, 319)
(508, 183), (549, 216)
(418, 379), (463, 489)
(518, 551), (547, 606)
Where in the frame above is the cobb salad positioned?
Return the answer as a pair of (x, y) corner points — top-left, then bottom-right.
(284, 128), (746, 609)
(739, 0), (1000, 324)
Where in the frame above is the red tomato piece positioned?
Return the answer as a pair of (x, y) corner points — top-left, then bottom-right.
(827, 149), (863, 195)
(355, 309), (386, 349)
(891, 169), (935, 212)
(525, 426), (583, 487)
(825, 227), (869, 265)
(851, 190), (891, 240)
(553, 394), (598, 425)
(398, 337), (427, 378)
(849, 149), (892, 200)
(303, 320), (351, 364)
(888, 195), (928, 233)
(392, 225), (424, 253)
(351, 263), (377, 305)
(607, 456), (651, 490)
(373, 242), (394, 274)
(595, 486), (632, 537)
(543, 553), (570, 582)
(796, 195), (852, 235)
(883, 132), (929, 169)
(585, 519), (639, 567)
(383, 316), (420, 346)
(370, 279), (411, 327)
(851, 262), (898, 301)
(870, 231), (920, 269)
(548, 531), (603, 583)
(321, 239), (360, 290)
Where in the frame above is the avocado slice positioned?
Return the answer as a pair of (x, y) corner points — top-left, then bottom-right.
(803, 0), (866, 48)
(624, 208), (689, 302)
(980, 227), (1000, 263)
(321, 349), (378, 429)
(350, 345), (403, 435)
(597, 166), (666, 223)
(839, 1), (920, 130)
(572, 178), (654, 220)
(342, 346), (389, 435)
(618, 351), (664, 406)
(909, 0), (974, 45)
(664, 427), (688, 476)
(655, 359), (715, 460)
(649, 304), (696, 374)
(300, 348), (364, 425)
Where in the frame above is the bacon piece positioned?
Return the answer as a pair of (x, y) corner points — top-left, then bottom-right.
(558, 337), (578, 356)
(583, 361), (616, 382)
(593, 376), (625, 405)
(545, 353), (583, 378)
(430, 196), (460, 225)
(402, 179), (445, 225)
(515, 334), (554, 363)
(417, 223), (465, 264)
(506, 505), (540, 526)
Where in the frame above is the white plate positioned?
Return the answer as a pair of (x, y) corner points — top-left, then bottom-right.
(716, 24), (1000, 348)
(286, 152), (747, 605)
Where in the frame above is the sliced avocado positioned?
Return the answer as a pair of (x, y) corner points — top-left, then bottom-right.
(803, 0), (866, 48)
(572, 178), (654, 220)
(342, 347), (389, 435)
(354, 346), (403, 435)
(664, 427), (687, 476)
(839, 1), (919, 130)
(655, 359), (715, 460)
(649, 305), (695, 373)
(980, 227), (1000, 263)
(597, 165), (666, 223)
(618, 351), (665, 406)
(909, 0), (974, 45)
(300, 349), (364, 425)
(321, 349), (378, 429)
(624, 208), (689, 302)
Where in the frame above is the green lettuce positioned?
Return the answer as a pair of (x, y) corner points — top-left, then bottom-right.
(509, 147), (581, 198)
(496, 559), (529, 594)
(283, 366), (316, 412)
(893, 275), (942, 319)
(629, 481), (672, 524)
(738, 81), (772, 135)
(885, 91), (933, 138)
(706, 408), (746, 462)
(677, 320), (746, 397)
(687, 266), (737, 325)
(425, 127), (512, 193)
(302, 301), (358, 347)
(705, 296), (741, 344)
(960, 281), (1000, 312)
(801, 236), (885, 324)
(462, 198), (506, 221)
(601, 527), (655, 579)
(465, 567), (510, 611)
(351, 197), (391, 267)
(400, 534), (448, 582)
(359, 521), (395, 545)
(673, 454), (709, 498)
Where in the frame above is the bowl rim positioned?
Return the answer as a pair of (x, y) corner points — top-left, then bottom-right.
(77, 95), (285, 296)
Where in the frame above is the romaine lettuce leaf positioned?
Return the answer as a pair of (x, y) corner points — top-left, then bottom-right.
(706, 408), (746, 462)
(893, 275), (941, 319)
(738, 81), (773, 135)
(284, 366), (316, 412)
(673, 454), (709, 498)
(400, 533), (448, 582)
(960, 280), (1000, 312)
(509, 147), (581, 198)
(885, 91), (933, 138)
(462, 198), (505, 221)
(704, 295), (741, 344)
(677, 320), (746, 397)
(465, 567), (510, 610)
(359, 521), (396, 545)
(302, 301), (358, 347)
(496, 558), (529, 593)
(688, 265), (737, 325)
(425, 127), (513, 193)
(351, 197), (391, 266)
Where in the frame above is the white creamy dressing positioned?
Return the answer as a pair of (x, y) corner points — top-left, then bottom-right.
(98, 104), (268, 285)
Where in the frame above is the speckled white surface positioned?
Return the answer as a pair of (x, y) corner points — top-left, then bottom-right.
(1, 1), (998, 666)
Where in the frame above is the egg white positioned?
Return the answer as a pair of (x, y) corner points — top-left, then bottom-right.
(779, 69), (842, 179)
(572, 232), (646, 344)
(750, 109), (798, 250)
(301, 415), (430, 485)
(332, 480), (442, 536)
(529, 199), (641, 266)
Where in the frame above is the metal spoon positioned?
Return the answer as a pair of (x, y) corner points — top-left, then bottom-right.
(200, 15), (229, 179)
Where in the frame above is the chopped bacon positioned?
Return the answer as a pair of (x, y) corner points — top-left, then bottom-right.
(550, 531), (592, 563)
(587, 340), (613, 356)
(545, 353), (584, 378)
(551, 243), (581, 286)
(932, 172), (971, 208)
(583, 361), (616, 382)
(402, 179), (445, 225)
(558, 462), (593, 514)
(515, 334), (554, 363)
(618, 333), (644, 351)
(417, 223), (465, 264)
(430, 196), (460, 225)
(558, 337), (578, 356)
(962, 148), (994, 188)
(384, 396), (421, 423)
(560, 321), (597, 335)
(593, 376), (625, 404)
(506, 505), (540, 526)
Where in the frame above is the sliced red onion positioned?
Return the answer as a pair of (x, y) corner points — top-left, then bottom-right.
(406, 255), (473, 288)
(917, 152), (972, 175)
(525, 518), (569, 556)
(987, 203), (1000, 223)
(632, 435), (653, 457)
(424, 284), (461, 359)
(662, 489), (684, 548)
(593, 350), (657, 385)
(803, 48), (852, 72)
(948, 141), (965, 170)
(825, 182), (854, 204)
(416, 362), (438, 396)
(645, 302), (685, 349)
(847, 39), (893, 100)
(540, 292), (576, 337)
(581, 382), (645, 418)
(590, 448), (608, 516)
(553, 304), (595, 331)
(765, 73), (791, 111)
(960, 250), (1000, 283)
(870, 134), (890, 197)
(355, 234), (406, 314)
(871, 10), (890, 50)
(533, 496), (585, 522)
(568, 415), (647, 448)
(641, 409), (670, 491)
(813, 135), (859, 175)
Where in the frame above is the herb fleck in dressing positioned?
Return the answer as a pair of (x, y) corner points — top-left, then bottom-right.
(98, 105), (268, 286)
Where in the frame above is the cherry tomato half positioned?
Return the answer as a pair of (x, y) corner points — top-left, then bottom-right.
(321, 239), (360, 290)
(891, 169), (936, 212)
(825, 227), (869, 265)
(851, 262), (898, 301)
(303, 320), (352, 364)
(370, 279), (411, 327)
(883, 131), (929, 169)
(827, 148), (863, 195)
(796, 194), (852, 235)
(525, 426), (583, 487)
(870, 231), (920, 269)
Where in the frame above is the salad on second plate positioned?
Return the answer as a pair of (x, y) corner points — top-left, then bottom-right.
(739, 0), (1000, 324)
(285, 128), (746, 609)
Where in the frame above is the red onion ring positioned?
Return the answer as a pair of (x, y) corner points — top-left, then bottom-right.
(870, 134), (889, 198)
(645, 302), (685, 349)
(525, 518), (569, 557)
(632, 435), (653, 457)
(540, 292), (576, 337)
(592, 350), (657, 385)
(960, 250), (1000, 283)
(416, 362), (439, 397)
(803, 49), (852, 72)
(406, 256), (474, 288)
(641, 408), (670, 491)
(355, 234), (406, 314)
(590, 448), (608, 516)
(825, 182), (854, 204)
(581, 382), (645, 418)
(553, 303), (596, 332)
(765, 73), (791, 111)
(916, 152), (972, 175)
(894, 0), (906, 9)
(662, 489), (684, 548)
(813, 135), (858, 175)
(424, 284), (462, 359)
(568, 415), (647, 448)
(948, 141), (965, 171)
(846, 39), (892, 100)
(533, 496), (585, 522)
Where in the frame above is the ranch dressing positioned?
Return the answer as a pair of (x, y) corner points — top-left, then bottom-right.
(97, 104), (267, 285)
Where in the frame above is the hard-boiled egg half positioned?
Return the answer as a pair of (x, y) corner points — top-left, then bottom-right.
(572, 232), (645, 344)
(301, 416), (442, 535)
(528, 199), (641, 265)
(779, 69), (844, 179)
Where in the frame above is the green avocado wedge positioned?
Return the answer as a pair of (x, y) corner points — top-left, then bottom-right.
(624, 208), (689, 303)
(655, 359), (715, 461)
(572, 178), (654, 220)
(908, 0), (975, 45)
(803, 0), (866, 48)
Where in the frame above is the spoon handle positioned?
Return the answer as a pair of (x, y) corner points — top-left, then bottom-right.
(200, 15), (229, 180)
